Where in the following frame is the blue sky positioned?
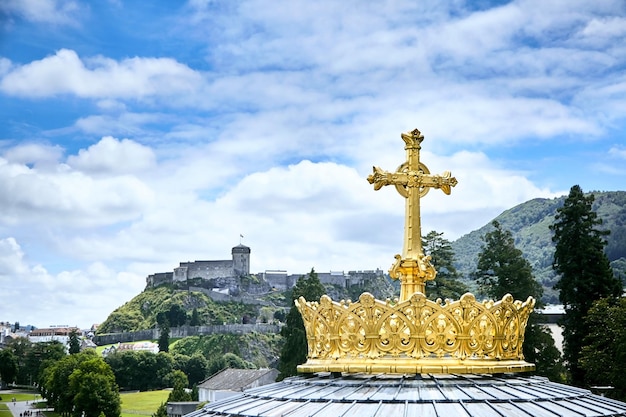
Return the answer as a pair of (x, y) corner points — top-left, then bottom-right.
(1, 0), (625, 328)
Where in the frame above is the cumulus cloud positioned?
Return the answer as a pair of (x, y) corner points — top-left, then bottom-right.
(0, 146), (154, 227)
(0, 237), (144, 326)
(67, 136), (156, 174)
(2, 143), (64, 167)
(0, 49), (203, 99)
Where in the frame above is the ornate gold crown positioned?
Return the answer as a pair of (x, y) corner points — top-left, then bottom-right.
(296, 292), (535, 374)
(295, 129), (536, 374)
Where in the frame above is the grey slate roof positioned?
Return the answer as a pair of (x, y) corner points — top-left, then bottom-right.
(198, 368), (278, 392)
(186, 373), (626, 417)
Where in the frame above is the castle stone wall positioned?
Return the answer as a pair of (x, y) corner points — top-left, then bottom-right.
(147, 272), (173, 287)
(94, 323), (281, 346)
(184, 260), (235, 280)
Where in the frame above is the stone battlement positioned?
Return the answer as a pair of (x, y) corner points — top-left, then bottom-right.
(145, 245), (386, 298)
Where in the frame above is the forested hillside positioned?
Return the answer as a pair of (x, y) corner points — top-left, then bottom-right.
(451, 191), (626, 303)
(98, 272), (395, 334)
(97, 286), (261, 333)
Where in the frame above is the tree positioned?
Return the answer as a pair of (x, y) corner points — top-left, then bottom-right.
(42, 353), (81, 415)
(579, 297), (626, 401)
(190, 384), (199, 401)
(152, 370), (191, 417)
(277, 268), (325, 381)
(43, 350), (120, 417)
(550, 185), (623, 385)
(183, 353), (209, 386)
(152, 404), (167, 417)
(69, 329), (81, 354)
(0, 349), (18, 385)
(189, 308), (201, 326)
(105, 350), (173, 391)
(422, 230), (468, 300)
(5, 338), (66, 386)
(166, 370), (191, 402)
(474, 221), (563, 381)
(5, 338), (33, 385)
(69, 357), (121, 417)
(158, 320), (170, 353)
(168, 305), (187, 327)
(207, 353), (255, 376)
(475, 221), (543, 301)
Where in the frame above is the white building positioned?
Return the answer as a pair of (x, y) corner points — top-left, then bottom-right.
(28, 326), (78, 350)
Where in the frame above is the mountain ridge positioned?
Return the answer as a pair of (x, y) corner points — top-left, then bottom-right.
(451, 190), (626, 303)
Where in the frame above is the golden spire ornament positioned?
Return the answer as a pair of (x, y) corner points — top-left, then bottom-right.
(295, 128), (535, 375)
(367, 128), (457, 300)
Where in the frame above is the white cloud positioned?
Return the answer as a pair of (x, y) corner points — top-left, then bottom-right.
(2, 143), (64, 167)
(67, 136), (156, 174)
(0, 0), (81, 25)
(609, 146), (626, 160)
(0, 237), (144, 327)
(0, 151), (154, 227)
(0, 237), (29, 275)
(0, 49), (203, 99)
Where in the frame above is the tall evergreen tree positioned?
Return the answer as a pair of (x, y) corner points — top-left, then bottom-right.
(422, 230), (468, 300)
(276, 268), (325, 381)
(550, 185), (622, 385)
(579, 297), (626, 401)
(474, 221), (563, 381)
(474, 221), (543, 301)
(158, 321), (170, 353)
(69, 329), (81, 354)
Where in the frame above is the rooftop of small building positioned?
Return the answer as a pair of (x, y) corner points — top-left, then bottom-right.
(198, 368), (278, 391)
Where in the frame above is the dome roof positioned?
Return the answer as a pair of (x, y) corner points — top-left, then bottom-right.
(188, 373), (626, 417)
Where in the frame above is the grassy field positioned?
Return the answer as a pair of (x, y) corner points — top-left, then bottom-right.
(0, 388), (169, 417)
(120, 390), (170, 417)
(0, 403), (11, 417)
(0, 393), (40, 403)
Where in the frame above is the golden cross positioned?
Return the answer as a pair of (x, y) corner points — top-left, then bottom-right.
(368, 128), (458, 301)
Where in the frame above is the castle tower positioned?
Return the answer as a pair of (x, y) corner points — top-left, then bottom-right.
(231, 244), (250, 276)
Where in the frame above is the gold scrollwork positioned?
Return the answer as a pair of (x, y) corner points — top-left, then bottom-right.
(296, 292), (535, 374)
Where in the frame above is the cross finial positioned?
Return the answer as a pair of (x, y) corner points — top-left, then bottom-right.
(368, 129), (458, 301)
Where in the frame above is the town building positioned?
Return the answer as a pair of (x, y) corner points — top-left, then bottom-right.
(197, 368), (279, 403)
(28, 326), (78, 349)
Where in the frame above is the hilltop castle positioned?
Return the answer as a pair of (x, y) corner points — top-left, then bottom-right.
(145, 244), (384, 296)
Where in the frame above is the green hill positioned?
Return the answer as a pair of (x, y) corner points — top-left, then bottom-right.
(451, 191), (626, 303)
(97, 286), (260, 333)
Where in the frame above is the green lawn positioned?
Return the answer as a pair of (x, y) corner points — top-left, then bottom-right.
(0, 392), (39, 403)
(0, 389), (168, 417)
(120, 390), (170, 417)
(0, 403), (11, 415)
